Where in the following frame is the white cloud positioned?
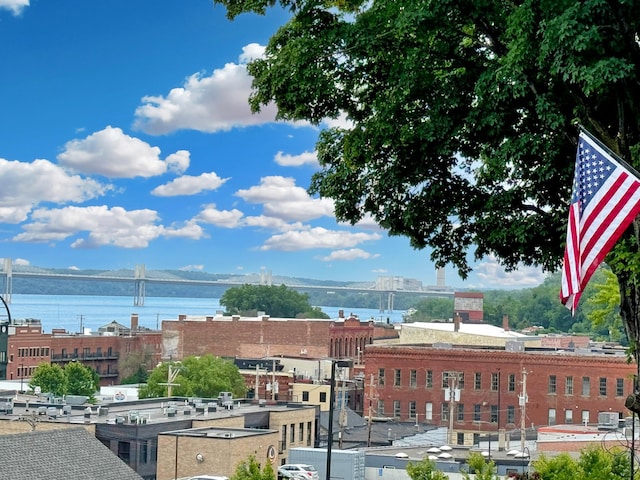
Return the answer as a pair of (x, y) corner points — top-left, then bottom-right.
(133, 45), (279, 134)
(260, 227), (381, 252)
(236, 176), (335, 222)
(0, 0), (29, 15)
(196, 204), (244, 228)
(0, 257), (29, 266)
(475, 255), (546, 288)
(57, 126), (188, 178)
(12, 205), (204, 248)
(0, 157), (109, 223)
(239, 43), (265, 62)
(152, 172), (229, 197)
(320, 248), (379, 262)
(274, 150), (319, 167)
(244, 215), (307, 232)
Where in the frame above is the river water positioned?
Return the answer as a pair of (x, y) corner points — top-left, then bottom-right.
(3, 294), (404, 333)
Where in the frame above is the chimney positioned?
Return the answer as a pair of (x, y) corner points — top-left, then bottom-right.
(454, 313), (461, 332)
(178, 314), (187, 321)
(502, 314), (510, 331)
(338, 309), (344, 319)
(130, 314), (139, 332)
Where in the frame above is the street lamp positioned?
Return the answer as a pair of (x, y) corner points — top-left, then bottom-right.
(326, 359), (353, 480)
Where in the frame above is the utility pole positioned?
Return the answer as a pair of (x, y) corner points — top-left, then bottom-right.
(367, 374), (375, 447)
(520, 369), (528, 452)
(271, 358), (276, 401)
(159, 364), (181, 397)
(446, 372), (460, 445)
(339, 370), (347, 448)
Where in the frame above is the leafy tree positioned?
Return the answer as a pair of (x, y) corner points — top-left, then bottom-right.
(213, 0), (640, 372)
(533, 447), (631, 480)
(64, 361), (99, 398)
(406, 457), (448, 480)
(139, 354), (247, 399)
(462, 452), (499, 480)
(406, 297), (454, 322)
(29, 363), (67, 397)
(230, 455), (275, 480)
(220, 284), (329, 318)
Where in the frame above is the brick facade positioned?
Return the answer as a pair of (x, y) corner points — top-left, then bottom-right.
(5, 317), (162, 386)
(364, 344), (635, 445)
(162, 314), (375, 362)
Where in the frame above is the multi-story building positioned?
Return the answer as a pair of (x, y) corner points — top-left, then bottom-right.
(161, 312), (376, 361)
(364, 343), (635, 446)
(3, 315), (162, 386)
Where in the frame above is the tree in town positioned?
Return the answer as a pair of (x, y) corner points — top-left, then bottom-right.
(406, 457), (448, 480)
(533, 447), (631, 480)
(213, 0), (640, 380)
(230, 455), (276, 480)
(138, 354), (247, 399)
(220, 284), (329, 318)
(64, 360), (99, 398)
(29, 363), (67, 397)
(462, 452), (499, 480)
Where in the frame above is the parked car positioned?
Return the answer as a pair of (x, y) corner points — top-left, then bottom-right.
(277, 464), (319, 480)
(188, 476), (229, 480)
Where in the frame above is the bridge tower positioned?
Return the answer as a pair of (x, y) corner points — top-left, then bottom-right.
(134, 264), (146, 306)
(1, 258), (12, 304)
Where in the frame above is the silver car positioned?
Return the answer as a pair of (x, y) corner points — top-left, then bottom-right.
(277, 464), (319, 480)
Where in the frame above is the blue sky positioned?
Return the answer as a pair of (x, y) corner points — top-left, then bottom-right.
(0, 1), (547, 289)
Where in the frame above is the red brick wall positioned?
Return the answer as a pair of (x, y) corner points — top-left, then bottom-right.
(363, 345), (635, 433)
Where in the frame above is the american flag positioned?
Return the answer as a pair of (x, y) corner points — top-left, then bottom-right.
(560, 131), (640, 313)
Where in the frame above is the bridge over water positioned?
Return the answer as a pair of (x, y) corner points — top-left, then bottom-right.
(0, 259), (453, 308)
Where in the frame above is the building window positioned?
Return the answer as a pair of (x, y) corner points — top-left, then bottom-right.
(307, 421), (312, 446)
(474, 372), (482, 390)
(426, 370), (433, 388)
(548, 408), (556, 426)
(599, 377), (607, 396)
(319, 392), (327, 403)
(426, 402), (433, 421)
(281, 425), (287, 450)
(393, 400), (401, 418)
(473, 404), (481, 422)
(290, 423), (295, 443)
(409, 401), (416, 419)
(491, 373), (499, 391)
(582, 410), (590, 425)
(458, 373), (465, 389)
(299, 422), (304, 443)
(617, 378), (625, 397)
(565, 409), (573, 424)
(582, 377), (590, 396)
(441, 404), (449, 421)
(442, 372), (450, 389)
(378, 368), (385, 386)
(410, 369), (417, 388)
(508, 374), (516, 392)
(565, 376), (573, 395)
(377, 400), (385, 416)
(457, 432), (465, 445)
(117, 441), (130, 464)
(394, 369), (401, 386)
(548, 375), (557, 394)
(457, 403), (464, 422)
(490, 405), (498, 423)
(507, 406), (515, 424)
(302, 391), (309, 402)
(139, 441), (148, 464)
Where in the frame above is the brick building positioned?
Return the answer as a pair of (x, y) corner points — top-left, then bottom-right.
(363, 344), (635, 446)
(3, 316), (162, 386)
(161, 313), (376, 361)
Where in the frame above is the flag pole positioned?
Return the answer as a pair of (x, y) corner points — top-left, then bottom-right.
(578, 125), (640, 181)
